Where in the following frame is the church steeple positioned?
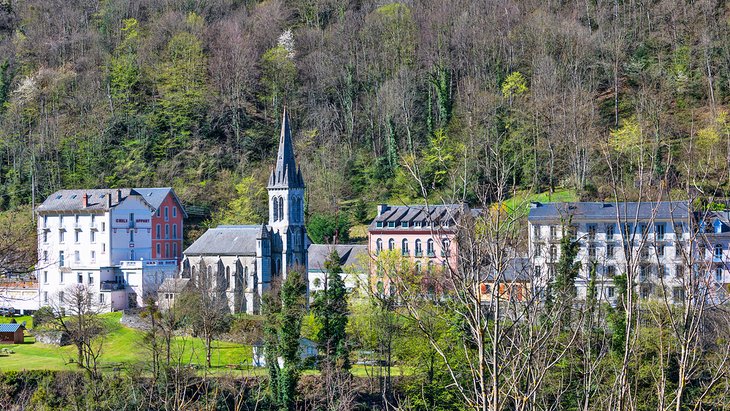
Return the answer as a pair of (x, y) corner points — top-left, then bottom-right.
(268, 107), (304, 189)
(267, 108), (307, 279)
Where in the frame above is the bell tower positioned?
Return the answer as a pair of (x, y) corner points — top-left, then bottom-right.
(267, 108), (307, 275)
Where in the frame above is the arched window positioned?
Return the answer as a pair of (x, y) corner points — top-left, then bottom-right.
(278, 196), (284, 222)
(388, 238), (395, 251)
(376, 239), (383, 255)
(401, 239), (409, 255)
(427, 239), (434, 256)
(273, 197), (279, 221)
(415, 239), (422, 256)
(715, 244), (723, 259)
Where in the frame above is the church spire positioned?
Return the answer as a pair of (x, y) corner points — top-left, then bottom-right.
(268, 107), (304, 189)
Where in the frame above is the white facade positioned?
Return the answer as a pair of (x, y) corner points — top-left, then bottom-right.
(528, 202), (729, 306)
(37, 190), (178, 312)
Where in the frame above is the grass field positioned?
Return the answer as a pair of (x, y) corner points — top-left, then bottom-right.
(0, 312), (251, 373)
(504, 188), (579, 217)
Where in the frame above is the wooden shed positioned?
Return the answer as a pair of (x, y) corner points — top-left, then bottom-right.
(0, 323), (25, 344)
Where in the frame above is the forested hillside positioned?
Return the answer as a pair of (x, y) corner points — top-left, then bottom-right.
(0, 0), (728, 232)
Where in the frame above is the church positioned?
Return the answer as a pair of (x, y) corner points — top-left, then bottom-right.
(181, 110), (309, 314)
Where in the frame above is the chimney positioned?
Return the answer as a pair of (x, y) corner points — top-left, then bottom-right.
(82, 193), (89, 208)
(107, 193), (112, 208)
(116, 189), (122, 203)
(377, 204), (390, 216)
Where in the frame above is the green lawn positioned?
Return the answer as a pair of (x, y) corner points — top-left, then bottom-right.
(504, 188), (579, 217)
(0, 312), (251, 372)
(0, 315), (33, 328)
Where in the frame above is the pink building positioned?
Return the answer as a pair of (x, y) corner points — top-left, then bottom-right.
(367, 204), (467, 294)
(134, 188), (187, 262)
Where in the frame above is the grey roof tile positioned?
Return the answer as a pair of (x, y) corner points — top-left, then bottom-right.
(308, 244), (368, 272)
(528, 201), (691, 222)
(184, 225), (269, 256)
(37, 189), (138, 212)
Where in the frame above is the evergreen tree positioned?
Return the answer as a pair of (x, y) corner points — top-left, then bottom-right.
(312, 250), (350, 370)
(263, 268), (307, 410)
(545, 219), (581, 327)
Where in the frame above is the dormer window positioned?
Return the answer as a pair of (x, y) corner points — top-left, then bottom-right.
(376, 221), (383, 228)
(401, 221), (409, 228)
(388, 221), (396, 228)
(415, 221), (422, 228)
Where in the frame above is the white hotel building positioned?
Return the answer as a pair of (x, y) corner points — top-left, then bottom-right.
(36, 188), (181, 311)
(528, 201), (729, 305)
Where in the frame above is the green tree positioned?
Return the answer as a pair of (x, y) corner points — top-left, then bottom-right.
(151, 14), (208, 158)
(546, 220), (581, 327)
(312, 250), (350, 369)
(261, 43), (297, 116)
(264, 268), (307, 410)
(306, 212), (351, 244)
(109, 18), (141, 116)
(211, 175), (267, 225)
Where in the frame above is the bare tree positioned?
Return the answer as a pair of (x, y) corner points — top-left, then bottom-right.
(47, 284), (108, 379)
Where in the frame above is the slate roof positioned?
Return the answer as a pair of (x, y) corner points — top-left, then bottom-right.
(528, 201), (691, 222)
(308, 244), (368, 273)
(158, 278), (191, 293)
(269, 108), (304, 189)
(133, 187), (189, 218)
(37, 188), (141, 212)
(0, 323), (23, 333)
(369, 203), (473, 229)
(184, 225), (269, 256)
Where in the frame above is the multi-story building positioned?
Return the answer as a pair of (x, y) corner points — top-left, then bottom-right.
(36, 188), (184, 311)
(367, 204), (466, 293)
(134, 188), (187, 261)
(528, 201), (728, 305)
(181, 109), (309, 314)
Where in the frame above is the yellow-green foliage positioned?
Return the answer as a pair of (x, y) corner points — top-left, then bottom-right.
(610, 117), (643, 158)
(501, 71), (528, 99)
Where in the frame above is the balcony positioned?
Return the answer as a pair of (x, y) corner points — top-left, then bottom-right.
(415, 251), (423, 257)
(100, 281), (125, 291)
(427, 251), (436, 258)
(441, 250), (451, 257)
(402, 250), (410, 257)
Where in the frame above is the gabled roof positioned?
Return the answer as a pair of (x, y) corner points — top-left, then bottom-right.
(133, 187), (188, 218)
(268, 108), (304, 189)
(36, 189), (153, 213)
(528, 201), (691, 222)
(369, 203), (467, 230)
(0, 323), (23, 332)
(184, 225), (270, 256)
(308, 244), (368, 273)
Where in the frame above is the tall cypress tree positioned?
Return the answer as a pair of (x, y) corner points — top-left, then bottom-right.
(263, 269), (307, 410)
(313, 250), (350, 370)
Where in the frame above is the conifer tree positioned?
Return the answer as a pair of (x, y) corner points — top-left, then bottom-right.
(312, 250), (350, 370)
(263, 268), (307, 410)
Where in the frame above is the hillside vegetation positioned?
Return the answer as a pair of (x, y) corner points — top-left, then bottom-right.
(0, 1), (727, 237)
